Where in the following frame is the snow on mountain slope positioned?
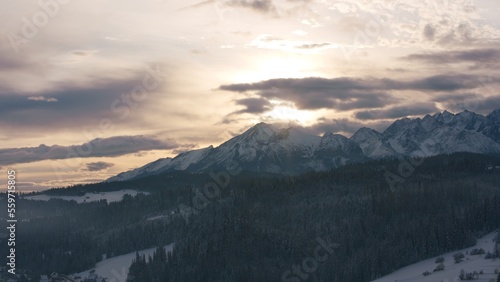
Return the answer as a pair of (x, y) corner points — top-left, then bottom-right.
(318, 133), (364, 159)
(106, 109), (500, 182)
(191, 124), (328, 174)
(107, 158), (173, 182)
(301, 132), (365, 170)
(168, 146), (214, 170)
(382, 110), (500, 156)
(106, 147), (214, 182)
(215, 123), (320, 158)
(350, 127), (397, 158)
(320, 133), (352, 150)
(372, 232), (500, 282)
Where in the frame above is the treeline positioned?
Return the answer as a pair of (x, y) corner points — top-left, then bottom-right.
(129, 153), (500, 281)
(38, 170), (280, 196)
(0, 192), (188, 276)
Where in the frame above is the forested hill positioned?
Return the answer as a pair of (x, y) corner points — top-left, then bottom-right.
(2, 153), (499, 280)
(129, 153), (500, 282)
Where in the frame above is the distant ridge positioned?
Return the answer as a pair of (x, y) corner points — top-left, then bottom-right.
(107, 109), (500, 182)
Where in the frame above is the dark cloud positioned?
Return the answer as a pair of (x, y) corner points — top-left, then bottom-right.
(234, 97), (272, 114)
(220, 77), (396, 111)
(441, 95), (500, 114)
(219, 75), (488, 113)
(403, 48), (500, 65)
(227, 0), (276, 13)
(219, 115), (250, 125)
(436, 23), (475, 46)
(84, 162), (114, 172)
(355, 103), (438, 120)
(296, 43), (331, 49)
(404, 75), (482, 91)
(0, 75), (154, 131)
(220, 98), (273, 124)
(300, 118), (391, 136)
(182, 0), (278, 15)
(431, 92), (473, 103)
(470, 96), (500, 113)
(0, 135), (179, 166)
(334, 93), (391, 111)
(419, 22), (477, 47)
(221, 77), (368, 93)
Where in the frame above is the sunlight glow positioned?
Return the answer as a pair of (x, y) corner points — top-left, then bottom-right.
(231, 55), (319, 83)
(264, 101), (317, 125)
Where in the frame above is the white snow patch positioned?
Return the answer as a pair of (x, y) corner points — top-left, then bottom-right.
(24, 190), (148, 203)
(78, 243), (174, 282)
(372, 232), (500, 282)
(146, 215), (167, 221)
(171, 146), (213, 170)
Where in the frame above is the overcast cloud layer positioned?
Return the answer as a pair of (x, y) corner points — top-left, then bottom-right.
(1, 0), (499, 190)
(0, 136), (179, 166)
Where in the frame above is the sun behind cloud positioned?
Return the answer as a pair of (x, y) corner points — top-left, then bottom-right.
(263, 101), (317, 125)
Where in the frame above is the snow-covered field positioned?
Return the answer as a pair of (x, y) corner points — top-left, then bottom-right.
(372, 232), (500, 282)
(78, 243), (174, 282)
(23, 189), (148, 203)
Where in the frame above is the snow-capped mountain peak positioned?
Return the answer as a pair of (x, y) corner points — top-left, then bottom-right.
(107, 109), (500, 182)
(239, 122), (277, 143)
(433, 110), (455, 124)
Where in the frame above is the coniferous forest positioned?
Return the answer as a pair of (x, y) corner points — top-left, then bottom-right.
(1, 153), (500, 281)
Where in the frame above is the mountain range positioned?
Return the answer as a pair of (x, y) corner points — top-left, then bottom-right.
(107, 109), (500, 182)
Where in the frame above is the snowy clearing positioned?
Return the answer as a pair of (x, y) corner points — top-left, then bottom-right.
(372, 231), (500, 282)
(78, 243), (174, 282)
(23, 189), (148, 203)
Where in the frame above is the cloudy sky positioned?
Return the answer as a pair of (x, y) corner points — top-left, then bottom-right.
(1, 0), (499, 191)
